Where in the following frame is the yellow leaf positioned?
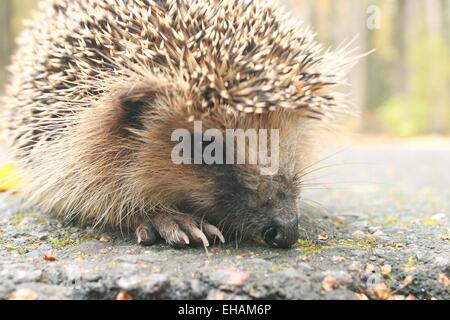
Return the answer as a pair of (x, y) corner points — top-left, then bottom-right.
(0, 163), (22, 192)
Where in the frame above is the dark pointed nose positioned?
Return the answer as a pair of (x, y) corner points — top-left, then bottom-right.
(263, 217), (299, 248)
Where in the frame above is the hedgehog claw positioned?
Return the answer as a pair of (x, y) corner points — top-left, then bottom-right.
(136, 223), (159, 246)
(191, 227), (210, 248)
(137, 212), (223, 248)
(174, 216), (211, 248)
(202, 223), (226, 244)
(175, 231), (191, 247)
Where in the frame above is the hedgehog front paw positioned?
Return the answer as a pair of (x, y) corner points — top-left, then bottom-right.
(136, 212), (225, 248)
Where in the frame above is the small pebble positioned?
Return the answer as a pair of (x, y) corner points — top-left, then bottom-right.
(365, 263), (377, 274)
(349, 261), (363, 272)
(116, 291), (134, 300)
(373, 230), (384, 237)
(99, 235), (111, 242)
(380, 264), (392, 275)
(9, 288), (39, 300)
(298, 263), (314, 271)
(366, 274), (384, 289)
(368, 226), (383, 234)
(352, 230), (366, 239)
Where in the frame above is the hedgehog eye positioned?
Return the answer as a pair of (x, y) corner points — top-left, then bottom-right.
(277, 191), (286, 200)
(262, 200), (272, 209)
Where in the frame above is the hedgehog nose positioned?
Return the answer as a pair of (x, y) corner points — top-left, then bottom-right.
(263, 217), (299, 249)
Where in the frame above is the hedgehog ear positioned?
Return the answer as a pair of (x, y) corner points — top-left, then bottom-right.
(114, 81), (169, 133)
(118, 94), (149, 132)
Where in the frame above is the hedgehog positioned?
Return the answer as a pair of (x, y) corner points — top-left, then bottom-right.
(1, 0), (358, 249)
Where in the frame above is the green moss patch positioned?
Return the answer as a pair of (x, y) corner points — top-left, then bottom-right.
(419, 216), (441, 227)
(296, 238), (378, 255)
(297, 239), (325, 254)
(49, 233), (81, 248)
(1, 239), (43, 255)
(270, 263), (290, 273)
(10, 211), (48, 227)
(405, 256), (418, 270)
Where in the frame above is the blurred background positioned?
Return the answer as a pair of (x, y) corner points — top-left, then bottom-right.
(0, 0), (449, 137)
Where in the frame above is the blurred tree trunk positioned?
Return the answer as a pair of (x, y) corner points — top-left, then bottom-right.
(446, 0), (450, 44)
(425, 0), (444, 34)
(349, 0), (369, 115)
(0, 0), (13, 93)
(394, 0), (407, 94)
(425, 0), (448, 133)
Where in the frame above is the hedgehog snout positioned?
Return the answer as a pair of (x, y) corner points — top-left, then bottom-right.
(262, 216), (299, 249)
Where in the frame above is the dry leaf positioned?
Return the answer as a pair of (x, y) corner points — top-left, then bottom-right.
(332, 256), (346, 262)
(318, 232), (329, 241)
(388, 295), (405, 300)
(210, 247), (221, 254)
(236, 252), (252, 260)
(9, 288), (38, 300)
(349, 261), (363, 272)
(223, 269), (252, 287)
(403, 275), (414, 286)
(215, 291), (226, 300)
(365, 264), (376, 273)
(440, 234), (449, 241)
(438, 273), (450, 288)
(116, 291), (134, 301)
(373, 283), (391, 300)
(299, 255), (310, 262)
(380, 264), (392, 275)
(356, 293), (369, 300)
(99, 235), (110, 242)
(322, 276), (338, 292)
(43, 252), (56, 262)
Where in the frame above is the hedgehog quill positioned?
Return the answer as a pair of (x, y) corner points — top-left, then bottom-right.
(1, 0), (359, 249)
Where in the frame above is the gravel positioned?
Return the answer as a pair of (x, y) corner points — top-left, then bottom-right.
(0, 140), (449, 300)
